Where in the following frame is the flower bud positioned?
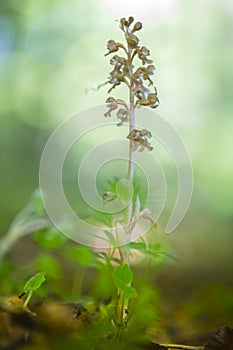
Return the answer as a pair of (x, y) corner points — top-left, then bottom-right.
(128, 16), (134, 26)
(127, 33), (139, 49)
(119, 17), (127, 30)
(133, 22), (142, 32)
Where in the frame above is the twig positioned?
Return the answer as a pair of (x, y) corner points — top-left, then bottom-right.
(160, 344), (204, 350)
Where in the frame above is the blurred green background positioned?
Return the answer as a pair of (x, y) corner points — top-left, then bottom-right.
(0, 0), (233, 341)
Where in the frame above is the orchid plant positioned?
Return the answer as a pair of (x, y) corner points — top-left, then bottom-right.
(100, 16), (160, 338)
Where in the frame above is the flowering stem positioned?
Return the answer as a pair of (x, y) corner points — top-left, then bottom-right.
(115, 39), (136, 340)
(125, 52), (135, 255)
(105, 15), (159, 341)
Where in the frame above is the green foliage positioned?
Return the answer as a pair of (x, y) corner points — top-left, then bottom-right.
(64, 245), (100, 268)
(132, 175), (148, 212)
(146, 242), (168, 261)
(103, 230), (116, 246)
(112, 264), (137, 300)
(34, 227), (67, 249)
(91, 209), (114, 228)
(23, 272), (46, 293)
(106, 174), (148, 213)
(93, 264), (115, 300)
(0, 260), (17, 294)
(126, 238), (170, 263)
(31, 189), (45, 215)
(35, 254), (62, 280)
(128, 240), (147, 252)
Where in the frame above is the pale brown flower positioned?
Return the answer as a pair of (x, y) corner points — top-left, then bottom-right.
(116, 108), (129, 126)
(108, 67), (124, 92)
(132, 78), (149, 99)
(137, 89), (159, 109)
(137, 46), (153, 65)
(105, 40), (119, 56)
(133, 65), (155, 86)
(104, 97), (129, 121)
(127, 129), (153, 151)
(104, 97), (118, 117)
(110, 55), (126, 68)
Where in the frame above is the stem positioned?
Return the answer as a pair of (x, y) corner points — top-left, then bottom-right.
(123, 40), (136, 261)
(160, 345), (204, 350)
(126, 85), (135, 231)
(23, 289), (33, 309)
(115, 36), (136, 341)
(115, 289), (125, 339)
(118, 43), (128, 55)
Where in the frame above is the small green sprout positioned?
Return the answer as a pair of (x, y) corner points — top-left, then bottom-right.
(23, 272), (46, 308)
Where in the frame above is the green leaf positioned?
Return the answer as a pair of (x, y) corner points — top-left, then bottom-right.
(123, 285), (137, 299)
(107, 177), (120, 193)
(92, 210), (113, 227)
(116, 180), (132, 203)
(23, 272), (46, 292)
(145, 242), (176, 262)
(128, 241), (147, 252)
(116, 222), (126, 246)
(103, 230), (116, 246)
(34, 227), (67, 249)
(112, 264), (136, 299)
(65, 245), (99, 267)
(35, 255), (62, 279)
(132, 175), (148, 210)
(112, 264), (133, 286)
(31, 189), (45, 214)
